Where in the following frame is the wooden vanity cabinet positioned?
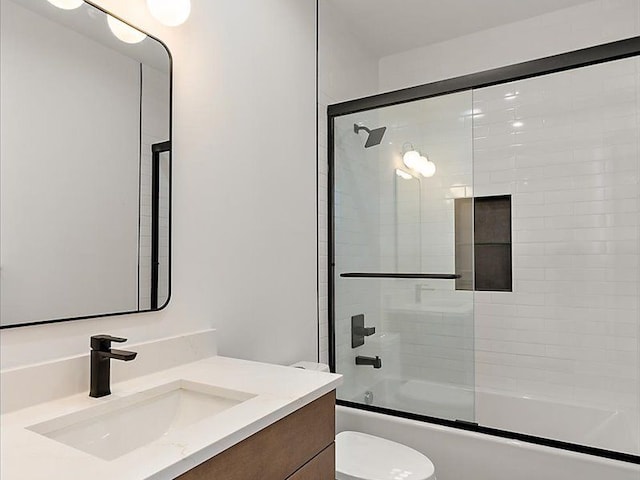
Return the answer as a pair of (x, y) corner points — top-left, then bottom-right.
(177, 391), (336, 480)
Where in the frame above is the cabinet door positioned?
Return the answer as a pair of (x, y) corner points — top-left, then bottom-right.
(177, 391), (335, 480)
(287, 443), (335, 480)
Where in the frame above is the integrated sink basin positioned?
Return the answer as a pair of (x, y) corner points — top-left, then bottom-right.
(27, 380), (256, 461)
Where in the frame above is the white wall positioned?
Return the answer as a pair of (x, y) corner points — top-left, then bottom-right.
(318, 0), (380, 364)
(379, 0), (640, 91)
(1, 0), (140, 325)
(0, 0), (318, 369)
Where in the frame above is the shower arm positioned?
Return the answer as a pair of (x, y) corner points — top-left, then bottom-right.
(353, 124), (372, 135)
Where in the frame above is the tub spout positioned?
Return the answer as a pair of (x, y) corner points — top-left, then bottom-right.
(355, 355), (382, 369)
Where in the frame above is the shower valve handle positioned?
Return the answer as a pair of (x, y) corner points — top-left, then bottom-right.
(354, 326), (375, 337)
(352, 314), (376, 348)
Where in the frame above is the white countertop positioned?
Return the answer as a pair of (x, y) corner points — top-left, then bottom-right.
(1, 355), (342, 480)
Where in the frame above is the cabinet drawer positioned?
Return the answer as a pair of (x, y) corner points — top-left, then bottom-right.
(287, 443), (335, 480)
(177, 391), (335, 480)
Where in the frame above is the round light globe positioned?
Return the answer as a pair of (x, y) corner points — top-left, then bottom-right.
(107, 16), (147, 44)
(47, 0), (83, 10)
(146, 0), (191, 27)
(402, 150), (421, 171)
(418, 156), (436, 178)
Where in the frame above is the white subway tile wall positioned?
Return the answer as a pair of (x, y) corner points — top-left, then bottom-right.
(332, 114), (385, 396)
(472, 57), (640, 420)
(320, 0), (640, 453)
(375, 94), (476, 405)
(139, 134), (152, 310)
(331, 93), (477, 419)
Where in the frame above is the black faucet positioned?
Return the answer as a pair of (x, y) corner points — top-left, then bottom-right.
(90, 335), (137, 398)
(355, 355), (382, 369)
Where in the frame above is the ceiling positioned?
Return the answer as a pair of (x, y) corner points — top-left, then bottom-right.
(324, 0), (594, 57)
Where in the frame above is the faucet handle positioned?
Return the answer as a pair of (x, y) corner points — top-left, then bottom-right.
(91, 335), (128, 351)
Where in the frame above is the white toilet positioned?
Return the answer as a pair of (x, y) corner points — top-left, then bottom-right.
(336, 431), (436, 480)
(288, 363), (436, 479)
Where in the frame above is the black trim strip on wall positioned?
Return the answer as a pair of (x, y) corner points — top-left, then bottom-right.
(338, 400), (640, 465)
(340, 273), (460, 279)
(315, 0), (320, 363)
(327, 35), (640, 464)
(137, 63), (143, 311)
(327, 113), (336, 370)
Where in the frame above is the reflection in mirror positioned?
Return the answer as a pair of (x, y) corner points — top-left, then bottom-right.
(394, 170), (421, 272)
(0, 0), (172, 327)
(149, 145), (171, 310)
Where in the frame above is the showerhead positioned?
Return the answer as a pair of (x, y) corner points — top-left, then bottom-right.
(354, 123), (386, 148)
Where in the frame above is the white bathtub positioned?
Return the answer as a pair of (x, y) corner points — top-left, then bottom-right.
(353, 377), (475, 420)
(476, 389), (639, 455)
(346, 377), (639, 456)
(337, 405), (640, 480)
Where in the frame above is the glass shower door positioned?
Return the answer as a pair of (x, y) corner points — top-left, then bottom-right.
(331, 91), (475, 422)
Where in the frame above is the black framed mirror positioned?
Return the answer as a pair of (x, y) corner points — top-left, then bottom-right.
(0, 0), (172, 328)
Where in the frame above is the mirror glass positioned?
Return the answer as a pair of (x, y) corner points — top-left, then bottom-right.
(0, 0), (172, 327)
(394, 172), (421, 272)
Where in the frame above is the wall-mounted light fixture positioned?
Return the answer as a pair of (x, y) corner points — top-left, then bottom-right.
(395, 169), (413, 180)
(46, 0), (83, 9)
(418, 155), (436, 177)
(402, 148), (421, 171)
(402, 144), (436, 178)
(48, 0), (191, 29)
(146, 0), (191, 26)
(107, 15), (147, 44)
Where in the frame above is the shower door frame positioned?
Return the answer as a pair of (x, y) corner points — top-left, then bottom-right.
(327, 35), (640, 465)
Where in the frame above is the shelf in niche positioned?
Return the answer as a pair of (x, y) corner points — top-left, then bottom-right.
(454, 195), (513, 292)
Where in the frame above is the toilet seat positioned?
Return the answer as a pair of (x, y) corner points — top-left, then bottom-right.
(336, 431), (436, 480)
